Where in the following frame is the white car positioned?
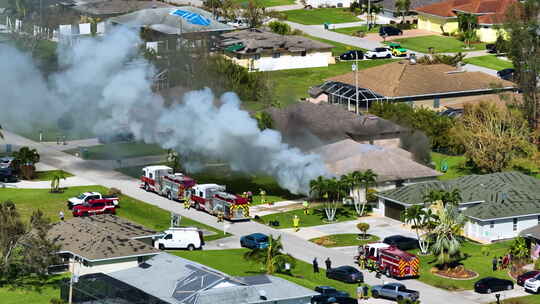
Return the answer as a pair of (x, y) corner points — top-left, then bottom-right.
(366, 47), (392, 59)
(153, 227), (204, 251)
(524, 275), (540, 293)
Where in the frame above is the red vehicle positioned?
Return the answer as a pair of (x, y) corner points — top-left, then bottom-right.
(360, 243), (419, 279)
(67, 192), (119, 209)
(518, 271), (540, 286)
(141, 165), (196, 200)
(72, 201), (116, 217)
(190, 184), (250, 221)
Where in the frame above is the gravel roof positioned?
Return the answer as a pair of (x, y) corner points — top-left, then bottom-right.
(378, 172), (540, 220)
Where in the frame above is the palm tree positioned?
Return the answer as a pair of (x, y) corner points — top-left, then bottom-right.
(309, 176), (328, 201)
(395, 0), (411, 23)
(457, 13), (478, 48)
(361, 169), (377, 201)
(243, 235), (295, 274)
(323, 177), (343, 222)
(50, 171), (66, 193)
(423, 189), (461, 210)
(167, 149), (182, 173)
(12, 147), (40, 180)
(431, 204), (467, 269)
(349, 171), (365, 216)
(401, 205), (430, 254)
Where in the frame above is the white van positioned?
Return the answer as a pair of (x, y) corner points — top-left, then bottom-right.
(153, 227), (204, 251)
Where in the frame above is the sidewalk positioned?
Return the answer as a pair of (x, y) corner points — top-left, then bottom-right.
(6, 176), (97, 189)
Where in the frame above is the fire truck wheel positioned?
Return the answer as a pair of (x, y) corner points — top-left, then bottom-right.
(187, 244), (195, 251)
(371, 291), (379, 298)
(144, 184), (150, 191)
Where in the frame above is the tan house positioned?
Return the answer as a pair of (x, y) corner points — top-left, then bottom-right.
(311, 60), (516, 111)
(415, 0), (518, 42)
(220, 29), (335, 71)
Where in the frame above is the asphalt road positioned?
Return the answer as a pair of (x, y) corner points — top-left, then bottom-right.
(1, 130), (523, 303)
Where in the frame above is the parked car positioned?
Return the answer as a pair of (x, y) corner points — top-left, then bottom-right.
(0, 156), (14, 169)
(379, 26), (403, 36)
(326, 266), (363, 283)
(524, 273), (540, 293)
(497, 68), (515, 81)
(240, 233), (269, 249)
(153, 227), (204, 251)
(312, 296), (357, 304)
(339, 50), (364, 61)
(371, 283), (420, 301)
(474, 277), (514, 293)
(486, 43), (497, 54)
(0, 167), (18, 183)
(68, 192), (119, 209)
(366, 48), (392, 59)
(518, 271), (540, 286)
(311, 286), (349, 304)
(72, 201), (116, 217)
(388, 43), (408, 57)
(383, 235), (419, 250)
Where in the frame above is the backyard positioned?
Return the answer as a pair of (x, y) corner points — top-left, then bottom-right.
(270, 59), (396, 107)
(174, 249), (366, 297)
(0, 185), (227, 241)
(283, 8), (361, 25)
(310, 233), (380, 247)
(64, 142), (166, 160)
(116, 163), (301, 205)
(463, 55), (514, 71)
(259, 205), (360, 228)
(411, 240), (513, 291)
(387, 35), (486, 53)
(0, 275), (67, 304)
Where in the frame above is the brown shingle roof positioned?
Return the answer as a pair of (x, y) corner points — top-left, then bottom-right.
(415, 0), (518, 24)
(327, 61), (515, 98)
(48, 215), (160, 261)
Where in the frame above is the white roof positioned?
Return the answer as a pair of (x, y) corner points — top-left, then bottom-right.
(195, 183), (225, 191)
(144, 165), (172, 171)
(84, 192), (100, 196)
(366, 242), (390, 249)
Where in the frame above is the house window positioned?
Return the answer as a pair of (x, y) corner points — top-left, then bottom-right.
(490, 221), (494, 229)
(513, 218), (518, 231)
(272, 52), (280, 58)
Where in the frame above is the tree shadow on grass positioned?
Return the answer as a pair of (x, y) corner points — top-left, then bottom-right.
(312, 206), (355, 221)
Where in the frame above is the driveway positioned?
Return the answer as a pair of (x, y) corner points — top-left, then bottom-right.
(364, 29), (438, 42)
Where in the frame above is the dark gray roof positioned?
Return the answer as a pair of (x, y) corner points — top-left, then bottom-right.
(73, 0), (173, 17)
(108, 253), (318, 304)
(380, 0), (444, 12)
(520, 224), (540, 240)
(220, 29), (333, 54)
(48, 215), (160, 261)
(378, 172), (540, 220)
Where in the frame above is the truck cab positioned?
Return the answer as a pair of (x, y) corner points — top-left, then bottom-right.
(141, 165), (173, 191)
(190, 184), (226, 209)
(153, 227), (204, 251)
(67, 192), (119, 209)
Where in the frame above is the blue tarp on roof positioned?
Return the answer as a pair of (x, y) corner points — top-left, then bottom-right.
(170, 9), (211, 26)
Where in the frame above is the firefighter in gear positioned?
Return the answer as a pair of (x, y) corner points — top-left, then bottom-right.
(260, 189), (268, 205)
(302, 201), (309, 215)
(183, 199), (191, 210)
(217, 211), (224, 222)
(293, 215), (300, 232)
(359, 253), (366, 269)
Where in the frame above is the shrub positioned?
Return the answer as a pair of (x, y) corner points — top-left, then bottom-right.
(268, 21), (292, 35)
(354, 30), (366, 37)
(108, 187), (122, 196)
(534, 258), (540, 270)
(267, 11), (287, 20)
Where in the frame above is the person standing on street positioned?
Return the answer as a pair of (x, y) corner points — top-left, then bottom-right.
(492, 256), (498, 271)
(325, 257), (332, 270)
(293, 215), (300, 232)
(59, 211), (65, 221)
(312, 258), (319, 273)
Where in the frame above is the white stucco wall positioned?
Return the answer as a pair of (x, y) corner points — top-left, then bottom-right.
(254, 52), (333, 71)
(465, 215), (540, 243)
(306, 0), (352, 8)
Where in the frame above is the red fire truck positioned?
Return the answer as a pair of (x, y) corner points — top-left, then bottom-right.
(189, 184), (250, 221)
(140, 165), (196, 201)
(360, 243), (420, 279)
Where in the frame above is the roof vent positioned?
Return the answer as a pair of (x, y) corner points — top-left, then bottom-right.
(259, 290), (267, 300)
(409, 53), (416, 65)
(139, 262), (152, 269)
(501, 192), (508, 201)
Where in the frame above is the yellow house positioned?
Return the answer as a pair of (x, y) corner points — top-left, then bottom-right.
(415, 0), (518, 43)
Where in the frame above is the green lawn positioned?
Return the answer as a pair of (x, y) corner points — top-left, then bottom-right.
(303, 34), (365, 55)
(387, 35), (486, 53)
(260, 205), (359, 228)
(0, 185), (227, 241)
(116, 163), (301, 205)
(64, 142), (166, 160)
(310, 234), (380, 248)
(0, 275), (66, 304)
(431, 152), (471, 180)
(463, 55), (513, 71)
(284, 8), (360, 25)
(270, 59), (396, 107)
(34, 170), (74, 181)
(233, 0), (294, 6)
(411, 240), (512, 291)
(5, 123), (95, 142)
(332, 25), (380, 36)
(174, 249), (366, 297)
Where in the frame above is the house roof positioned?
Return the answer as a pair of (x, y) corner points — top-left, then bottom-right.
(219, 29), (333, 55)
(110, 7), (233, 35)
(266, 102), (410, 151)
(520, 224), (540, 240)
(108, 253), (318, 304)
(48, 215), (160, 262)
(311, 139), (441, 182)
(73, 0), (173, 17)
(415, 0), (518, 24)
(378, 171), (540, 220)
(328, 61), (515, 98)
(380, 0), (444, 12)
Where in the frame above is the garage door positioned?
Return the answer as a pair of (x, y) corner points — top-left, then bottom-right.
(384, 200), (405, 221)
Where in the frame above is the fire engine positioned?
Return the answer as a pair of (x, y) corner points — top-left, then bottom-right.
(141, 165), (196, 201)
(189, 184), (250, 221)
(359, 243), (419, 279)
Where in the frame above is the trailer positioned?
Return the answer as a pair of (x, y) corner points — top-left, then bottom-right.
(141, 165), (196, 201)
(190, 184), (250, 221)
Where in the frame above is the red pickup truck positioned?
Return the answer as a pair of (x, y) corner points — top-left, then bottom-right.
(67, 192), (119, 209)
(72, 201), (116, 217)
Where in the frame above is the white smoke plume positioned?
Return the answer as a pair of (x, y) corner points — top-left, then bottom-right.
(0, 28), (328, 194)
